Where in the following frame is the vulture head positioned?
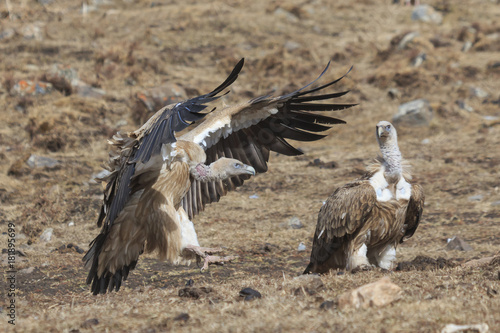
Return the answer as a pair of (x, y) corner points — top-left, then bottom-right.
(212, 158), (256, 178)
(376, 121), (398, 147)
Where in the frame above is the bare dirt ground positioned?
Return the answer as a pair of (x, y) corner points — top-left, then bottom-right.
(1, 0), (499, 332)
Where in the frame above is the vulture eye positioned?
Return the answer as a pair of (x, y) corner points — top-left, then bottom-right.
(385, 125), (391, 131)
(234, 163), (242, 169)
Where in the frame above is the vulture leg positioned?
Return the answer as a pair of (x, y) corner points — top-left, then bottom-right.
(183, 245), (238, 272)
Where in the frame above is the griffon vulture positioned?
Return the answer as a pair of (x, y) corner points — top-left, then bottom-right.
(304, 121), (424, 274)
(84, 58), (356, 294)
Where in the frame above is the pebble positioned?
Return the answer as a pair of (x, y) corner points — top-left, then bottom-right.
(393, 99), (433, 126)
(239, 287), (262, 301)
(456, 100), (474, 112)
(446, 236), (473, 252)
(40, 228), (53, 242)
(288, 216), (303, 229)
(11, 80), (53, 96)
(467, 194), (483, 202)
(397, 31), (419, 50)
(297, 242), (306, 252)
(249, 194), (259, 199)
(469, 87), (488, 99)
(411, 5), (443, 24)
(26, 155), (60, 169)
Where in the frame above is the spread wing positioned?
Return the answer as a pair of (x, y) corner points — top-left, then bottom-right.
(400, 183), (424, 243)
(304, 180), (377, 273)
(180, 63), (356, 219)
(93, 59), (244, 232)
(84, 60), (245, 293)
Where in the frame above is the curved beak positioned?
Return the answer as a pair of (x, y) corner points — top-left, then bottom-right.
(244, 165), (256, 176)
(376, 125), (388, 138)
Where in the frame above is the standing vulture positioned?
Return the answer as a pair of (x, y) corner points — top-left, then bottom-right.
(304, 121), (424, 274)
(84, 58), (356, 294)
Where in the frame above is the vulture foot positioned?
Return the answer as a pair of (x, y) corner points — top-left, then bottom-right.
(184, 245), (238, 272)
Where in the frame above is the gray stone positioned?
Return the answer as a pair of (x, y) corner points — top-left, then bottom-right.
(397, 31), (419, 50)
(388, 88), (401, 99)
(393, 99), (433, 126)
(412, 53), (427, 67)
(288, 216), (303, 229)
(456, 100), (474, 112)
(469, 87), (489, 99)
(26, 155), (60, 169)
(411, 5), (443, 24)
(284, 40), (301, 51)
(446, 236), (473, 251)
(467, 194), (483, 202)
(40, 228), (53, 242)
(19, 267), (35, 274)
(297, 242), (306, 252)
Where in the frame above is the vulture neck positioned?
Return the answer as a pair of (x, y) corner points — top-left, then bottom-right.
(380, 143), (402, 182)
(192, 163), (225, 182)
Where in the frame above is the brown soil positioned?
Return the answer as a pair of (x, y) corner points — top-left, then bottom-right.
(1, 0), (499, 332)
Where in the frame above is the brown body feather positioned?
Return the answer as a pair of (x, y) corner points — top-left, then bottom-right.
(305, 157), (425, 274)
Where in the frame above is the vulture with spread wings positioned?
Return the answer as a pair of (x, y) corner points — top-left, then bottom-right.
(84, 58), (356, 294)
(304, 121), (425, 274)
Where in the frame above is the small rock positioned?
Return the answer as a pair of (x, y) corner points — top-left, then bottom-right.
(0, 28), (15, 41)
(11, 80), (53, 96)
(239, 287), (262, 301)
(397, 31), (419, 50)
(441, 323), (489, 333)
(319, 300), (336, 310)
(273, 7), (299, 22)
(297, 242), (306, 252)
(26, 155), (60, 169)
(337, 277), (402, 310)
(185, 279), (194, 287)
(73, 82), (106, 99)
(446, 236), (473, 251)
(81, 318), (99, 329)
(388, 88), (401, 99)
(411, 5), (443, 24)
(18, 267), (35, 274)
(421, 138), (430, 144)
(39, 228), (53, 242)
(412, 52), (427, 67)
(467, 194), (483, 202)
(456, 100), (474, 112)
(288, 216), (303, 229)
(68, 221), (75, 227)
(470, 87), (489, 99)
(393, 99), (433, 126)
(21, 23), (44, 40)
(284, 40), (301, 51)
(249, 194), (259, 199)
(173, 313), (190, 322)
(178, 287), (200, 299)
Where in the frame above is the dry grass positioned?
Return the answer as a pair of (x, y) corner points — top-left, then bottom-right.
(0, 0), (499, 332)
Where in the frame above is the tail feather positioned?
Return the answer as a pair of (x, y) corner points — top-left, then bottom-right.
(83, 231), (141, 295)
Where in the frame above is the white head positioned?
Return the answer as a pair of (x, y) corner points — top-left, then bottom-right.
(212, 157), (256, 178)
(376, 121), (398, 148)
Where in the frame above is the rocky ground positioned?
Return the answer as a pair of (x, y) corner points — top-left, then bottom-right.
(0, 0), (499, 332)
